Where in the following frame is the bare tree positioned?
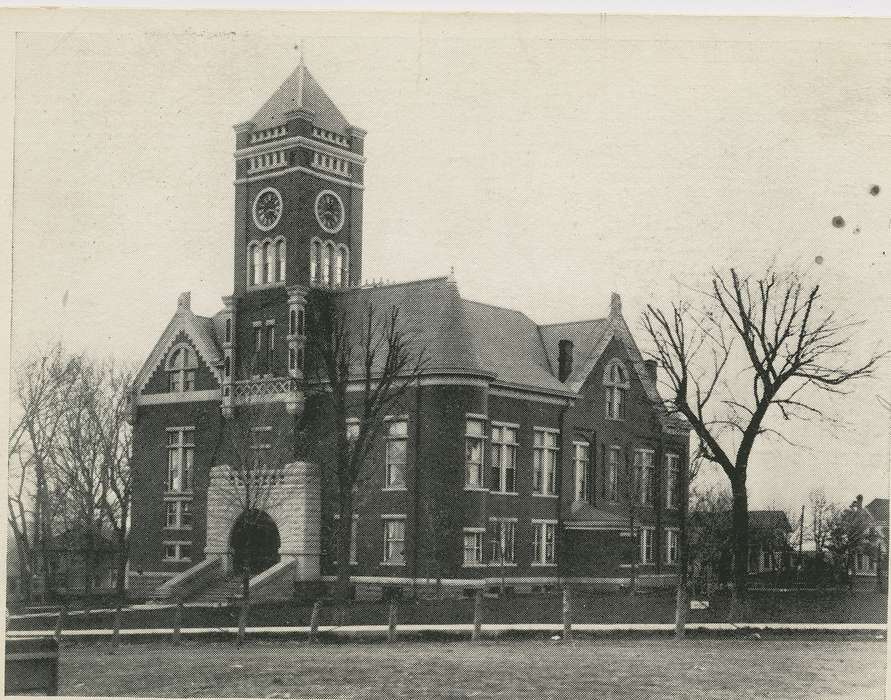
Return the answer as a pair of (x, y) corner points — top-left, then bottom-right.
(305, 290), (427, 608)
(7, 344), (79, 602)
(643, 266), (885, 603)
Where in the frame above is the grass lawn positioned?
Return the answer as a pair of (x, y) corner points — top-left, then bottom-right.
(59, 637), (886, 699)
(10, 588), (887, 631)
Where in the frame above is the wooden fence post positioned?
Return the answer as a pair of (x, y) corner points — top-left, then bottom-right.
(562, 586), (572, 642)
(172, 598), (183, 646)
(53, 604), (68, 644)
(387, 600), (397, 643)
(309, 600), (321, 643)
(472, 589), (483, 641)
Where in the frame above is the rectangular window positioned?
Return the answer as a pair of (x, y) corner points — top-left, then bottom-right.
(574, 441), (590, 502)
(463, 529), (484, 566)
(607, 447), (620, 501)
(166, 428), (194, 492)
(490, 424), (518, 493)
(165, 500), (193, 529)
(606, 386), (627, 420)
(251, 426), (272, 473)
(533, 521), (557, 565)
(634, 449), (655, 505)
(465, 418), (486, 488)
(665, 453), (680, 509)
(490, 520), (516, 564)
(163, 542), (192, 562)
(383, 518), (405, 565)
(665, 529), (679, 564)
(385, 420), (407, 488)
(640, 528), (655, 564)
(266, 324), (275, 371)
(533, 430), (558, 495)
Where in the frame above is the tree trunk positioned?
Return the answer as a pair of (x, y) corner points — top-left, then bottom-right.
(729, 476), (749, 618)
(335, 485), (354, 607)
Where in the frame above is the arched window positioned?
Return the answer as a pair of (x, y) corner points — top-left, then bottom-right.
(167, 346), (197, 393)
(276, 239), (286, 282)
(338, 245), (349, 287)
(310, 239), (322, 284)
(323, 242), (335, 286)
(224, 356), (231, 378)
(603, 359), (630, 420)
(249, 243), (261, 286)
(263, 241), (273, 283)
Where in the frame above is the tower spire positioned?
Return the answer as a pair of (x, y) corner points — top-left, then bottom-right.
(294, 41), (305, 107)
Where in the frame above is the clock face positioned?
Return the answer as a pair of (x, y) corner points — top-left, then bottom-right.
(315, 190), (345, 233)
(253, 188), (282, 231)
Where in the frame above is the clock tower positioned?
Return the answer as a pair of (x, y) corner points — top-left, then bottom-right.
(221, 57), (366, 412)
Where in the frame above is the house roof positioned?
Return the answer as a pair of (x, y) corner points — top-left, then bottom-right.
(749, 510), (793, 533)
(250, 61), (352, 133)
(866, 498), (889, 524)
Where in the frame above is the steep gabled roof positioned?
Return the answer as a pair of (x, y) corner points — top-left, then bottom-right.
(749, 510), (793, 533)
(250, 62), (351, 133)
(866, 498), (889, 524)
(133, 293), (224, 394)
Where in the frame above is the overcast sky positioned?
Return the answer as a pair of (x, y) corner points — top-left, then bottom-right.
(7, 12), (890, 513)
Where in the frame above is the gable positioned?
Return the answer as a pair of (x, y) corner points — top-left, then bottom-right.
(141, 332), (221, 395)
(134, 306), (224, 396)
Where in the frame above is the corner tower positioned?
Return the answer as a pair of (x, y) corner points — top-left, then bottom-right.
(224, 57), (366, 410)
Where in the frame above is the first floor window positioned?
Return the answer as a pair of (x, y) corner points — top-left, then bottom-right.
(463, 529), (484, 566)
(491, 520), (516, 564)
(163, 542), (191, 562)
(640, 528), (655, 564)
(490, 424), (517, 493)
(533, 430), (558, 495)
(383, 518), (405, 564)
(665, 453), (680, 509)
(574, 441), (590, 502)
(385, 420), (408, 488)
(533, 521), (557, 565)
(665, 529), (679, 564)
(465, 418), (486, 488)
(167, 428), (194, 492)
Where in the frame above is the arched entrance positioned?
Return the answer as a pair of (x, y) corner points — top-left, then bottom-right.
(229, 510), (281, 576)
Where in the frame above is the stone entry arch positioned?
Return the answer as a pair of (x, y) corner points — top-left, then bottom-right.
(230, 509), (281, 576)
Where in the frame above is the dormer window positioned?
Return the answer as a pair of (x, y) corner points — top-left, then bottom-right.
(167, 346), (197, 393)
(604, 359), (629, 420)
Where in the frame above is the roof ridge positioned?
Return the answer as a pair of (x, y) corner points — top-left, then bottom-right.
(540, 317), (607, 328)
(345, 275), (451, 292)
(461, 297), (536, 320)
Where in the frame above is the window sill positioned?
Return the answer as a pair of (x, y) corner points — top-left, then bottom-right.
(530, 563), (557, 568)
(487, 562), (518, 568)
(532, 493), (558, 499)
(380, 561), (406, 567)
(491, 491), (519, 496)
(462, 563), (488, 568)
(463, 486), (488, 493)
(382, 486), (408, 492)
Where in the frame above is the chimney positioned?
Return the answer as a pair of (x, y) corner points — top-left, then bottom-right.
(558, 339), (574, 382)
(609, 292), (622, 317)
(177, 291), (191, 311)
(855, 494), (864, 510)
(644, 359), (658, 383)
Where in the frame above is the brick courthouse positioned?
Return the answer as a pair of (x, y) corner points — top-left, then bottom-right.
(127, 58), (690, 600)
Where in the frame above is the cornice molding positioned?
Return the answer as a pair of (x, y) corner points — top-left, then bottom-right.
(234, 165), (364, 191)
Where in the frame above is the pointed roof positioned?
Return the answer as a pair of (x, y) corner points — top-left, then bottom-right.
(250, 60), (352, 133)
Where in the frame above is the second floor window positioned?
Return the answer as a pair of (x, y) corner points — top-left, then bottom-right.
(385, 420), (407, 488)
(574, 441), (590, 502)
(490, 424), (517, 493)
(167, 428), (194, 492)
(533, 430), (558, 495)
(465, 418), (485, 488)
(665, 453), (680, 509)
(634, 449), (655, 505)
(167, 346), (196, 393)
(605, 446), (620, 502)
